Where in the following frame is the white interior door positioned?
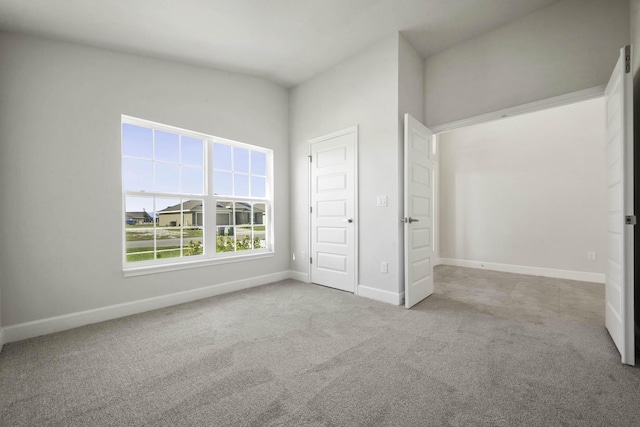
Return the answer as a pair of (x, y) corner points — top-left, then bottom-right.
(403, 114), (435, 308)
(310, 127), (357, 293)
(605, 45), (635, 366)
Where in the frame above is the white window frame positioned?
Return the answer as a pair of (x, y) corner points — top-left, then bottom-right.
(121, 115), (274, 277)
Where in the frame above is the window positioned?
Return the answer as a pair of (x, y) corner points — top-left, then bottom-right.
(122, 116), (272, 271)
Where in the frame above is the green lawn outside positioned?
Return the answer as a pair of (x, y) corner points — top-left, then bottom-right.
(126, 228), (203, 241)
(126, 246), (181, 262)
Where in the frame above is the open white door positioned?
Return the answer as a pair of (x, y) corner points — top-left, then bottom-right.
(605, 45), (635, 365)
(403, 114), (435, 308)
(310, 127), (357, 293)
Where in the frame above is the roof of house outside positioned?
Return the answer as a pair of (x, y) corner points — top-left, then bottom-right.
(158, 200), (203, 213)
(125, 211), (153, 220)
(158, 200), (265, 214)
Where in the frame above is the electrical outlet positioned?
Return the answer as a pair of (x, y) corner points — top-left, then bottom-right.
(381, 262), (388, 273)
(587, 251), (596, 261)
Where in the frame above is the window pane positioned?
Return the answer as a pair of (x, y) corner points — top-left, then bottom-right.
(250, 176), (266, 198)
(251, 151), (266, 176)
(182, 228), (204, 257)
(122, 123), (152, 159)
(181, 167), (203, 194)
(125, 196), (154, 226)
(234, 174), (249, 197)
(235, 202), (252, 251)
(216, 201), (233, 226)
(157, 229), (181, 259)
(123, 158), (153, 192)
(236, 234), (252, 250)
(216, 226), (235, 253)
(156, 198), (181, 227)
(154, 130), (179, 163)
(126, 230), (155, 262)
(235, 202), (251, 226)
(125, 196), (155, 262)
(253, 203), (266, 225)
(253, 203), (266, 250)
(155, 163), (180, 193)
(214, 171), (232, 195)
(213, 143), (232, 170)
(182, 137), (203, 166)
(234, 147), (249, 173)
(253, 227), (265, 249)
(180, 199), (203, 227)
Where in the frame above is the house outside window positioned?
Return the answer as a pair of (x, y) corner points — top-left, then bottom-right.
(122, 116), (273, 271)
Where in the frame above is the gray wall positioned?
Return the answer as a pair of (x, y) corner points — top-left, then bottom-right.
(438, 98), (607, 277)
(289, 35), (402, 298)
(424, 0), (630, 127)
(397, 35), (425, 292)
(0, 32), (290, 326)
(440, 98), (607, 274)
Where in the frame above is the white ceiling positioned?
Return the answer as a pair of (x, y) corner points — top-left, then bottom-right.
(0, 0), (560, 87)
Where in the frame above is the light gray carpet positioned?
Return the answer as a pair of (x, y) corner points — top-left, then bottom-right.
(1, 265), (639, 426)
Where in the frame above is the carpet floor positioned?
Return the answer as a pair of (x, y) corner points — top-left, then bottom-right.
(1, 265), (639, 426)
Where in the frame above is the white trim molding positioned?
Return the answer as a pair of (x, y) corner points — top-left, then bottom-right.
(289, 270), (309, 283)
(439, 258), (605, 284)
(431, 85), (606, 134)
(1, 271), (292, 345)
(124, 252), (275, 277)
(357, 285), (403, 305)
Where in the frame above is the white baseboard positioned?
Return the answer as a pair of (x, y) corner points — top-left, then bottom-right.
(357, 285), (403, 305)
(2, 270), (292, 345)
(289, 270), (309, 283)
(439, 258), (605, 284)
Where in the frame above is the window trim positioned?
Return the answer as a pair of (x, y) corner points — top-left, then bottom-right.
(121, 115), (275, 275)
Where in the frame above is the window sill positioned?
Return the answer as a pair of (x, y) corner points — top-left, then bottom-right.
(123, 251), (275, 277)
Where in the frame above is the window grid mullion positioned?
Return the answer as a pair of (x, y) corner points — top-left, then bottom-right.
(231, 146), (235, 196)
(151, 130), (156, 261)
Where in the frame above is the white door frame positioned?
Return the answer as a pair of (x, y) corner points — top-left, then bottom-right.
(308, 126), (359, 294)
(432, 134), (440, 266)
(430, 85), (605, 134)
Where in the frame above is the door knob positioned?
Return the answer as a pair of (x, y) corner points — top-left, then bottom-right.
(401, 217), (419, 223)
(345, 218), (353, 223)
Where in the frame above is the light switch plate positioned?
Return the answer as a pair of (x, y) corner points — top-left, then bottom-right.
(381, 262), (388, 273)
(377, 195), (388, 207)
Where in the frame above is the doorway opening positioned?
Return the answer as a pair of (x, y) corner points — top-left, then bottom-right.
(432, 81), (634, 365)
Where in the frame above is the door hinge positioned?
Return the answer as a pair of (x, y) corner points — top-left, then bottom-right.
(310, 206), (312, 214)
(310, 257), (313, 264)
(625, 45), (631, 73)
(626, 215), (636, 225)
(308, 155), (312, 162)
